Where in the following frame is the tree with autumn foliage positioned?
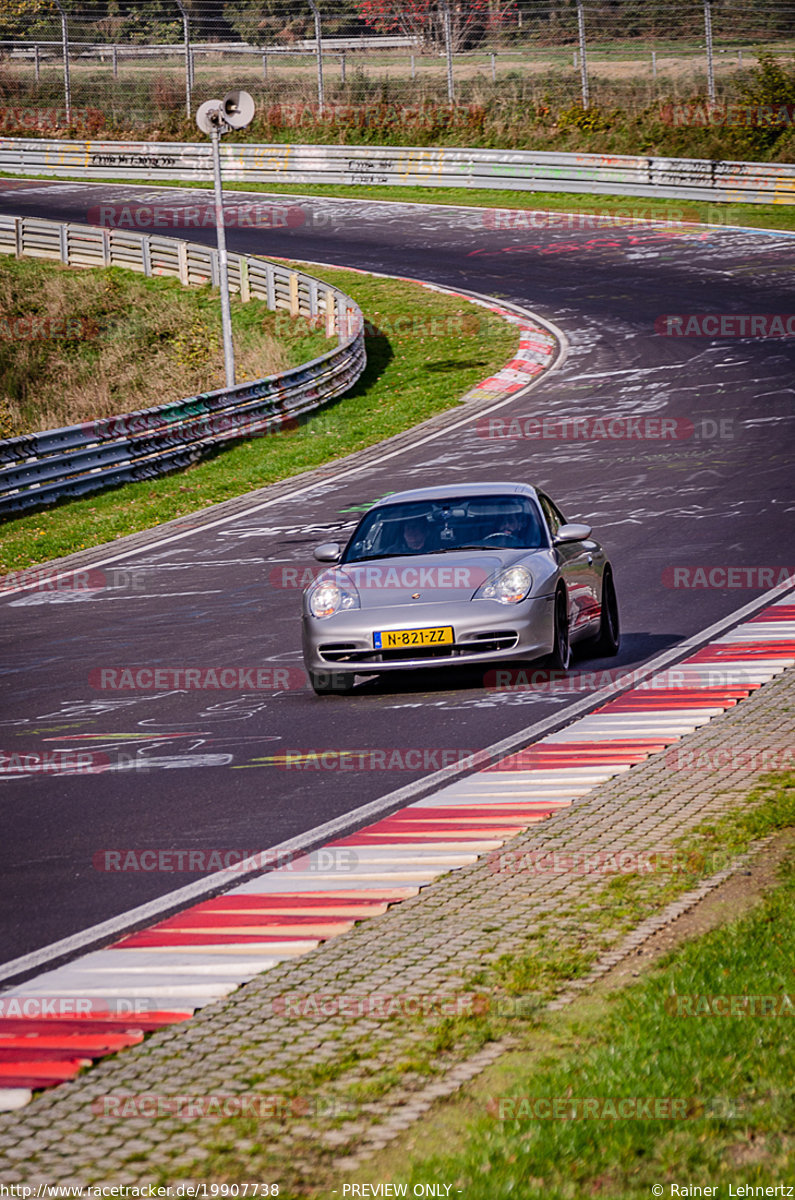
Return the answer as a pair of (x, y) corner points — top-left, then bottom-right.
(356, 0), (517, 53)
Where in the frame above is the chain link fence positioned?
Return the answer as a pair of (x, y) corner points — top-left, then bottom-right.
(0, 1), (793, 139)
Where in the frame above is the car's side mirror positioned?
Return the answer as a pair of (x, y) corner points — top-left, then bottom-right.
(554, 523), (592, 545)
(313, 542), (342, 563)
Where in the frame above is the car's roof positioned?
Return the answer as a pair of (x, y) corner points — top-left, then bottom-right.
(376, 482), (540, 507)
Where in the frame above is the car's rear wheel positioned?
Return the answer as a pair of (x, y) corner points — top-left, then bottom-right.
(548, 587), (571, 671)
(310, 670), (356, 695)
(587, 569), (620, 657)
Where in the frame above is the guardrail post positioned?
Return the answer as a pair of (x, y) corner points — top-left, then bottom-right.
(289, 271), (300, 316)
(177, 240), (189, 285)
(141, 236), (152, 277)
(102, 228), (111, 267)
(239, 258), (250, 303)
(14, 218), (22, 259)
(325, 287), (336, 338)
(59, 224), (68, 263)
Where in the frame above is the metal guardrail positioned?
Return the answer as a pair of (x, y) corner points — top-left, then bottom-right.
(1, 137), (794, 204)
(0, 215), (365, 517)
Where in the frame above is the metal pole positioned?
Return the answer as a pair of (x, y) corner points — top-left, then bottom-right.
(176, 0), (191, 121)
(210, 122), (236, 389)
(577, 0), (589, 109)
(411, 52), (416, 81)
(738, 48), (743, 68)
(34, 44), (40, 84)
(491, 51), (496, 83)
(53, 0), (71, 124)
(651, 49), (656, 80)
(308, 0), (324, 116)
(262, 53), (267, 78)
(441, 0), (454, 104)
(112, 43), (118, 80)
(340, 52), (346, 84)
(704, 0), (715, 105)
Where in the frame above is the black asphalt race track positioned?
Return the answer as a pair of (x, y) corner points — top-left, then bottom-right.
(1, 180), (793, 961)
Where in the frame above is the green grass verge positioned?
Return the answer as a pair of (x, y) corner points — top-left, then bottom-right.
(335, 772), (795, 1200)
(159, 772), (794, 1194)
(0, 265), (518, 572)
(3, 171), (794, 232)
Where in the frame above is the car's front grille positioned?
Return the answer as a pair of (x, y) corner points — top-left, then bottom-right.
(318, 632), (519, 665)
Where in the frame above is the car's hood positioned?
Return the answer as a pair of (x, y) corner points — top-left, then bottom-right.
(329, 549), (554, 609)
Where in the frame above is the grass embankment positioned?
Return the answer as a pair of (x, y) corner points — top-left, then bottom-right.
(0, 262), (518, 572)
(0, 255), (329, 436)
(332, 773), (795, 1200)
(2, 50), (794, 160)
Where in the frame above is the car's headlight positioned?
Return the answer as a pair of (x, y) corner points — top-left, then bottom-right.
(477, 565), (533, 605)
(308, 575), (360, 619)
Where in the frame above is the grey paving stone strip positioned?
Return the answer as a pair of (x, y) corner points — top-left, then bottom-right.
(0, 666), (793, 1186)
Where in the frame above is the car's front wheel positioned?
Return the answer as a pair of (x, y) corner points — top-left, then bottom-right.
(309, 670), (356, 695)
(547, 587), (572, 671)
(586, 569), (620, 657)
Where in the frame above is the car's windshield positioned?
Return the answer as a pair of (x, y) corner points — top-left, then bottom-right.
(342, 495), (547, 563)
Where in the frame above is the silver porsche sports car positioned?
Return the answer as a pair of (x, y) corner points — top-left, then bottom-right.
(301, 482), (619, 694)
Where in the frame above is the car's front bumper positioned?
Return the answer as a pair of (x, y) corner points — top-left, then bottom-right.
(302, 594), (556, 676)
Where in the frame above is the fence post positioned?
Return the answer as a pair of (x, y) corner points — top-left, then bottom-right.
(112, 44), (118, 80)
(262, 53), (268, 78)
(52, 0), (71, 124)
(340, 52), (346, 85)
(239, 257), (250, 303)
(308, 0), (325, 116)
(34, 44), (40, 84)
(441, 0), (455, 104)
(491, 52), (496, 84)
(704, 0), (715, 105)
(325, 287), (336, 337)
(576, 0), (589, 109)
(651, 50), (657, 80)
(289, 271), (300, 316)
(175, 0), (192, 121)
(411, 52), (416, 81)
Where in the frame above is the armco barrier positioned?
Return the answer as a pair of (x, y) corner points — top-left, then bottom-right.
(0, 215), (365, 517)
(1, 137), (794, 204)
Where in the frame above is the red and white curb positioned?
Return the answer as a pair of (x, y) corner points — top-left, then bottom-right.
(1, 595), (793, 1111)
